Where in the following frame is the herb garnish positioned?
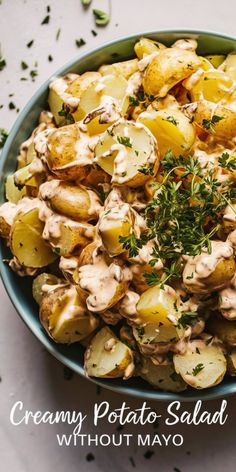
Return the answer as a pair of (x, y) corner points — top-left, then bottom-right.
(202, 114), (223, 131)
(93, 7), (110, 26)
(0, 56), (6, 71)
(177, 312), (199, 329)
(41, 15), (50, 25)
(166, 116), (178, 126)
(56, 28), (61, 41)
(48, 55), (53, 62)
(91, 29), (97, 36)
(192, 363), (204, 376)
(21, 61), (28, 70)
(0, 128), (8, 148)
(119, 233), (148, 257)
(75, 38), (86, 48)
(82, 0), (92, 5)
(58, 107), (74, 124)
(30, 69), (38, 81)
(26, 40), (34, 48)
(138, 163), (154, 176)
(117, 135), (132, 147)
(218, 152), (236, 171)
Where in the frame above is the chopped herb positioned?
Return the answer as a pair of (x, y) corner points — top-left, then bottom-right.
(196, 347), (200, 354)
(41, 15), (50, 25)
(47, 5), (51, 13)
(82, 0), (92, 5)
(30, 69), (38, 81)
(177, 312), (199, 329)
(144, 450), (155, 460)
(75, 38), (86, 48)
(192, 363), (204, 376)
(48, 55), (53, 62)
(218, 151), (236, 171)
(63, 366), (74, 380)
(117, 135), (132, 147)
(0, 128), (8, 148)
(93, 8), (110, 26)
(20, 77), (28, 81)
(91, 29), (97, 36)
(166, 115), (178, 126)
(129, 95), (139, 107)
(119, 233), (148, 257)
(21, 61), (28, 70)
(202, 114), (223, 131)
(136, 326), (145, 338)
(56, 28), (61, 41)
(129, 457), (136, 468)
(0, 56), (6, 71)
(138, 163), (154, 176)
(26, 40), (34, 48)
(144, 261), (181, 290)
(9, 101), (16, 110)
(86, 453), (95, 462)
(58, 107), (74, 124)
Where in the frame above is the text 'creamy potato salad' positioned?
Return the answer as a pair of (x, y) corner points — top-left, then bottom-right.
(1, 37), (236, 391)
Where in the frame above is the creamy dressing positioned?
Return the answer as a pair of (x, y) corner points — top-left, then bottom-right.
(126, 71), (142, 96)
(219, 276), (236, 320)
(171, 39), (198, 51)
(138, 52), (159, 71)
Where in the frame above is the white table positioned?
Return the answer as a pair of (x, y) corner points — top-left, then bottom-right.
(0, 1), (236, 471)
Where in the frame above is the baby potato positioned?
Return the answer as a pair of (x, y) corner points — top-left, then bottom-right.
(207, 316), (236, 346)
(85, 326), (134, 379)
(138, 108), (196, 157)
(224, 52), (236, 81)
(190, 70), (233, 103)
(223, 204), (236, 233)
(142, 47), (201, 97)
(99, 58), (139, 79)
(10, 208), (57, 268)
(173, 340), (226, 389)
(134, 37), (165, 59)
(44, 216), (95, 257)
(40, 285), (98, 344)
(227, 350), (236, 375)
(183, 242), (235, 293)
(140, 357), (187, 392)
(0, 201), (18, 238)
(39, 180), (102, 222)
(78, 253), (131, 312)
(32, 272), (64, 305)
(82, 165), (111, 189)
(193, 100), (236, 140)
(5, 174), (26, 203)
(98, 203), (133, 256)
(95, 119), (159, 187)
(136, 284), (180, 324)
(48, 74), (79, 125)
(66, 71), (101, 100)
(46, 124), (92, 181)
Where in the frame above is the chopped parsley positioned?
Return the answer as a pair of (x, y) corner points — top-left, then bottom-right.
(21, 61), (28, 70)
(0, 128), (8, 148)
(82, 0), (92, 5)
(138, 163), (154, 176)
(218, 151), (236, 171)
(202, 114), (223, 131)
(8, 101), (16, 110)
(177, 312), (199, 329)
(93, 8), (110, 26)
(75, 38), (86, 48)
(30, 69), (38, 81)
(0, 56), (6, 71)
(56, 28), (61, 41)
(41, 15), (50, 25)
(26, 40), (34, 48)
(58, 107), (74, 124)
(192, 363), (204, 376)
(165, 116), (178, 126)
(91, 29), (97, 36)
(48, 55), (53, 62)
(119, 233), (148, 257)
(117, 135), (132, 148)
(136, 326), (145, 338)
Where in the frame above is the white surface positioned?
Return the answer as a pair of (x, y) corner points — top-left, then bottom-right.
(0, 1), (236, 471)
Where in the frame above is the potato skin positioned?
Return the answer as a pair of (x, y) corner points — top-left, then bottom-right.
(193, 100), (236, 140)
(183, 255), (235, 293)
(143, 47), (201, 97)
(207, 316), (236, 347)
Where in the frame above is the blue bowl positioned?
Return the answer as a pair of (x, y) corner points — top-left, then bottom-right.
(1, 30), (236, 401)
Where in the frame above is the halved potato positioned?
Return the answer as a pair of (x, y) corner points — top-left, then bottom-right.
(32, 272), (64, 305)
(183, 242), (235, 293)
(134, 37), (165, 60)
(205, 54), (225, 68)
(190, 70), (233, 103)
(224, 53), (236, 81)
(46, 124), (93, 181)
(99, 59), (139, 79)
(142, 47), (201, 97)
(98, 203), (133, 256)
(48, 74), (79, 125)
(39, 180), (102, 222)
(138, 108), (196, 157)
(136, 284), (180, 324)
(95, 120), (159, 187)
(78, 253), (131, 312)
(10, 208), (57, 268)
(40, 285), (98, 343)
(5, 174), (26, 203)
(173, 340), (226, 389)
(227, 350), (236, 375)
(43, 216), (95, 257)
(85, 326), (134, 378)
(207, 316), (236, 346)
(140, 357), (187, 392)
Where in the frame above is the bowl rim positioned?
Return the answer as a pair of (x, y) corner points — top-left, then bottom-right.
(1, 28), (236, 402)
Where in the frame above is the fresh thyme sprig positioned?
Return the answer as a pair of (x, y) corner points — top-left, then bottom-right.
(218, 152), (236, 172)
(119, 233), (149, 258)
(202, 114), (223, 131)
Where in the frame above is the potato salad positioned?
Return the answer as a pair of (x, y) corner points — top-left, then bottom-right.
(1, 37), (236, 392)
